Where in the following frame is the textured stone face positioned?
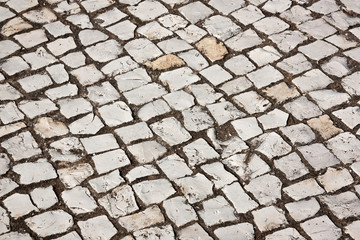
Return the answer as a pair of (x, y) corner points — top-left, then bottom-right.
(2, 0), (360, 239)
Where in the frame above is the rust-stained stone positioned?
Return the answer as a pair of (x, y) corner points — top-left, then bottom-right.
(195, 37), (228, 62)
(145, 54), (185, 70)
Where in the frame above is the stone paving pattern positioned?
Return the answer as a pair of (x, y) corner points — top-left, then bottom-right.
(0, 0), (360, 239)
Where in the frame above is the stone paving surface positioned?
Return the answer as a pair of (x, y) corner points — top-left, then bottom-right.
(0, 0), (360, 239)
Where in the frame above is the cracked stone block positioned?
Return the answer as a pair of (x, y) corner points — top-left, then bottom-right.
(199, 196), (237, 226)
(179, 1), (213, 23)
(128, 141), (167, 164)
(99, 185), (138, 218)
(284, 179), (325, 201)
(137, 99), (171, 121)
(325, 132), (360, 164)
(189, 83), (223, 106)
(134, 225), (175, 240)
(215, 223), (254, 240)
(99, 101), (133, 127)
(115, 68), (150, 92)
(176, 25), (207, 44)
(318, 167), (353, 192)
(251, 132), (292, 159)
(233, 91), (271, 114)
(125, 38), (163, 63)
(0, 178), (18, 198)
(285, 198), (320, 222)
(157, 154), (192, 180)
(163, 196), (197, 226)
(123, 83), (167, 105)
(133, 179), (176, 205)
(280, 123), (316, 145)
(222, 154), (270, 181)
(299, 40), (338, 61)
(158, 14), (188, 31)
(274, 152), (309, 180)
(1, 131), (41, 161)
(3, 193), (38, 219)
(201, 162), (236, 189)
(126, 165), (159, 182)
(137, 21), (173, 40)
(49, 137), (84, 163)
(25, 210), (73, 237)
(89, 170), (124, 193)
(222, 182), (258, 214)
(118, 206), (164, 231)
(78, 215), (117, 240)
(245, 174), (282, 205)
(183, 138), (219, 167)
(13, 159), (57, 184)
(57, 163), (94, 188)
(182, 106), (214, 132)
(265, 228), (305, 240)
(30, 186), (58, 210)
(178, 223), (213, 240)
(175, 173), (213, 204)
(301, 216), (341, 240)
(320, 191), (360, 219)
(62, 186), (97, 214)
(252, 206), (288, 232)
(151, 117), (191, 146)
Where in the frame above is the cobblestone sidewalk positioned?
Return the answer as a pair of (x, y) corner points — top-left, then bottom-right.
(1, 0), (360, 239)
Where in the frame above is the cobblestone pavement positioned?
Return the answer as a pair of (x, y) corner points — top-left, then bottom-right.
(1, 0), (360, 239)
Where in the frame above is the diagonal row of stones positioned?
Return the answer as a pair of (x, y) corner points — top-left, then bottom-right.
(0, 0), (360, 239)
